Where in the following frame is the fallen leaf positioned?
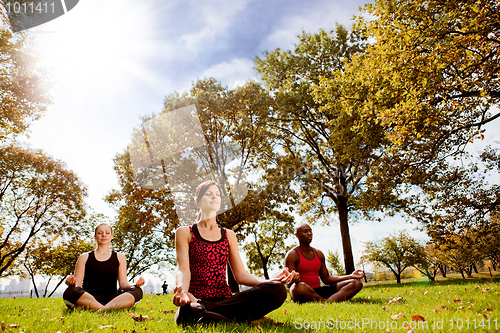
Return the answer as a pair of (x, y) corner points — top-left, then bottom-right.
(454, 299), (461, 303)
(147, 306), (153, 310)
(382, 306), (389, 311)
(433, 309), (441, 313)
(411, 315), (425, 322)
(162, 310), (175, 314)
(407, 330), (415, 333)
(423, 290), (428, 295)
(483, 313), (491, 319)
(320, 304), (325, 308)
(389, 296), (403, 303)
(256, 324), (262, 331)
(7, 324), (20, 328)
(282, 308), (287, 314)
(130, 314), (150, 322)
(41, 308), (49, 311)
(385, 330), (390, 333)
(99, 325), (116, 329)
(457, 306), (464, 310)
(485, 308), (493, 312)
(391, 313), (405, 320)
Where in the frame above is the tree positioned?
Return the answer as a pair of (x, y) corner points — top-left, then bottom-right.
(475, 210), (500, 270)
(361, 230), (422, 283)
(242, 213), (294, 279)
(326, 250), (345, 276)
(105, 150), (177, 279)
(332, 0), (499, 189)
(22, 237), (93, 297)
(432, 231), (482, 279)
(120, 79), (296, 288)
(412, 243), (441, 282)
(0, 20), (51, 140)
(255, 26), (402, 274)
(0, 145), (87, 277)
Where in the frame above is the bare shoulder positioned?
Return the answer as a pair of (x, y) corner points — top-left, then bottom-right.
(315, 248), (326, 261)
(175, 226), (191, 237)
(78, 252), (89, 262)
(285, 247), (298, 261)
(115, 252), (127, 263)
(225, 229), (237, 244)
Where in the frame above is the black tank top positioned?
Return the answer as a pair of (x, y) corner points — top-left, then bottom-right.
(82, 251), (119, 298)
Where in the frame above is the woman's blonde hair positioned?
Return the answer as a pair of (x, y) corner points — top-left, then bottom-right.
(94, 222), (113, 235)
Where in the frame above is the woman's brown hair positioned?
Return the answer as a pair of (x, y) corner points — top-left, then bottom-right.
(195, 181), (223, 222)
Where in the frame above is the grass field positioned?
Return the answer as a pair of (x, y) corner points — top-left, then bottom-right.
(0, 273), (498, 332)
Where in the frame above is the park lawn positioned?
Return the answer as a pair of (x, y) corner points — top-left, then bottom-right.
(0, 274), (498, 333)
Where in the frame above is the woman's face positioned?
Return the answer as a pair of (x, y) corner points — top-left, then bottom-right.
(198, 184), (221, 212)
(94, 224), (113, 245)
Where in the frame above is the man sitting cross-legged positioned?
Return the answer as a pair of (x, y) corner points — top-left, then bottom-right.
(285, 223), (364, 303)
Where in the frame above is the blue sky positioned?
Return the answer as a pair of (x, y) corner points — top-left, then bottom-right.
(16, 0), (500, 284)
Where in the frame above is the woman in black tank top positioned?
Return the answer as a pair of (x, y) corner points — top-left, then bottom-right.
(62, 223), (145, 311)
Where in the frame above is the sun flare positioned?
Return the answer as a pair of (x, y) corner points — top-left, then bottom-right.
(35, 0), (159, 98)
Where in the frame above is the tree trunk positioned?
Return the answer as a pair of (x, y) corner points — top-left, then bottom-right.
(472, 263), (478, 274)
(48, 275), (68, 297)
(395, 273), (401, 284)
(263, 258), (270, 280)
(338, 196), (355, 274)
(439, 264), (447, 278)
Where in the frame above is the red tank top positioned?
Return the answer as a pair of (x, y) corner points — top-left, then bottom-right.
(188, 224), (232, 299)
(295, 247), (321, 288)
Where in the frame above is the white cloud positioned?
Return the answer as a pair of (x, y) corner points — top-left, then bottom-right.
(197, 58), (257, 88)
(261, 2), (359, 51)
(180, 0), (249, 51)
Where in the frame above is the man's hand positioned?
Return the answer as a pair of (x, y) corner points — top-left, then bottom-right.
(351, 270), (365, 279)
(65, 275), (76, 287)
(135, 276), (145, 287)
(173, 286), (190, 307)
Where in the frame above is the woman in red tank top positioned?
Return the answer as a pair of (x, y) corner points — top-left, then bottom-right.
(172, 181), (295, 325)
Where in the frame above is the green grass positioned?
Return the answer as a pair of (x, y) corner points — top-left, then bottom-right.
(0, 274), (499, 332)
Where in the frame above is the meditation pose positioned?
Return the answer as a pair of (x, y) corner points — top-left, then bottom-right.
(173, 181), (293, 325)
(63, 223), (144, 310)
(285, 223), (364, 303)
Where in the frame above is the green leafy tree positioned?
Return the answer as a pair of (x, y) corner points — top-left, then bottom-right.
(255, 26), (402, 274)
(361, 230), (423, 283)
(0, 21), (51, 140)
(242, 213), (294, 279)
(326, 250), (345, 276)
(0, 145), (87, 277)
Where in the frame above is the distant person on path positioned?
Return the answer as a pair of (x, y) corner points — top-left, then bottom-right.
(162, 281), (168, 295)
(284, 223), (364, 303)
(172, 180), (294, 325)
(63, 223), (145, 310)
